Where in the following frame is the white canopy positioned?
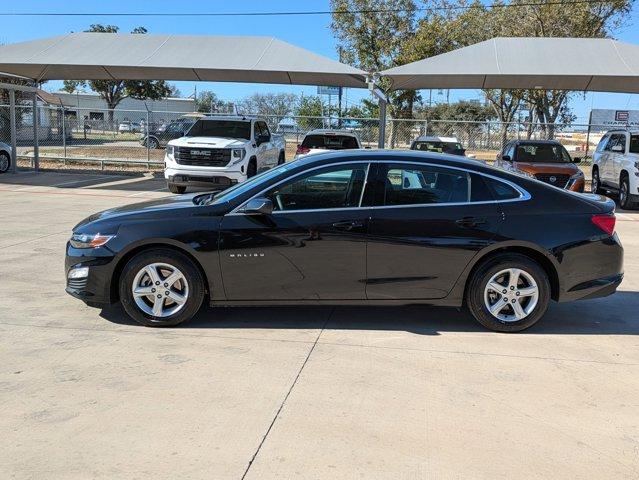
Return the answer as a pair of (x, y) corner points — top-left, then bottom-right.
(0, 32), (368, 88)
(381, 37), (639, 93)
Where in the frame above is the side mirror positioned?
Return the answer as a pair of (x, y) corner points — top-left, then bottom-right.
(611, 145), (623, 153)
(501, 154), (512, 162)
(243, 197), (273, 215)
(572, 157), (581, 164)
(256, 134), (270, 146)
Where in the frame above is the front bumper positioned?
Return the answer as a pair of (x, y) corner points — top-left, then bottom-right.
(165, 165), (246, 187)
(65, 243), (117, 306)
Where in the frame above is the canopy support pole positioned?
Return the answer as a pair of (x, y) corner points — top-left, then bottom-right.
(368, 83), (387, 149)
(32, 90), (39, 172)
(9, 90), (17, 173)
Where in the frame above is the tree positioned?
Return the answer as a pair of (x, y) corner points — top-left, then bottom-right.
(330, 0), (419, 119)
(62, 24), (173, 123)
(294, 95), (339, 130)
(194, 90), (234, 114)
(238, 92), (298, 125)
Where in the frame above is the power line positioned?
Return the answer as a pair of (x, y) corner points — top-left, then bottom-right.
(0, 0), (620, 17)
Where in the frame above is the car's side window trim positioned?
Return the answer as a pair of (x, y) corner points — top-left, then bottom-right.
(228, 159), (530, 215)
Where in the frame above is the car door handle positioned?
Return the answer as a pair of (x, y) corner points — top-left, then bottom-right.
(456, 216), (487, 227)
(332, 220), (365, 231)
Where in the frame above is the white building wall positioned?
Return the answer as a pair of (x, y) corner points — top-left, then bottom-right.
(53, 92), (196, 124)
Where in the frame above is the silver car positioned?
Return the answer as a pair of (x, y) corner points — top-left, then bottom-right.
(0, 141), (11, 173)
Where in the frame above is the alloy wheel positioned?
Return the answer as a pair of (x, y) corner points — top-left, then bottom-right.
(620, 180), (628, 206)
(0, 153), (9, 173)
(131, 262), (189, 317)
(483, 268), (539, 322)
(592, 172), (599, 193)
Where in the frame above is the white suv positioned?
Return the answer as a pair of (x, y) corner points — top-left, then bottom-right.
(294, 129), (362, 159)
(592, 129), (639, 209)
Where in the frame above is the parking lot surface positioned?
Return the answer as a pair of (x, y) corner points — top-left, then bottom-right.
(1, 171), (639, 480)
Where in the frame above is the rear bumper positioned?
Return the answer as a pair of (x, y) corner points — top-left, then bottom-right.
(559, 273), (623, 302)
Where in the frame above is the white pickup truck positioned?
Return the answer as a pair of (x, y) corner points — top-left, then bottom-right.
(164, 116), (286, 194)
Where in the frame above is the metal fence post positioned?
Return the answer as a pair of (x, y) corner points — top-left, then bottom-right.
(145, 103), (151, 169)
(9, 90), (17, 173)
(60, 102), (67, 163)
(32, 90), (39, 172)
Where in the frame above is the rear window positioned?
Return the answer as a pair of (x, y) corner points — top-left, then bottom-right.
(187, 120), (251, 140)
(412, 141), (464, 155)
(301, 134), (359, 150)
(485, 177), (521, 200)
(630, 135), (639, 154)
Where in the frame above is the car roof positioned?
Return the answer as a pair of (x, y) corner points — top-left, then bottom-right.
(605, 128), (639, 134)
(510, 139), (562, 145)
(414, 136), (459, 142)
(293, 149), (490, 171)
(305, 129), (358, 136)
(199, 115), (251, 122)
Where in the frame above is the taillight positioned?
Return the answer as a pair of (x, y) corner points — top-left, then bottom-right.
(591, 214), (616, 235)
(296, 145), (310, 155)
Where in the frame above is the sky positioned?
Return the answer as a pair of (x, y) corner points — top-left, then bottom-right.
(2, 0), (639, 123)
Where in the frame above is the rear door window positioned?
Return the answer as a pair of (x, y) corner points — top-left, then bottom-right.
(379, 164), (470, 206)
(630, 135), (639, 154)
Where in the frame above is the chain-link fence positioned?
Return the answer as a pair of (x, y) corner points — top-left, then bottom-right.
(0, 104), (613, 173)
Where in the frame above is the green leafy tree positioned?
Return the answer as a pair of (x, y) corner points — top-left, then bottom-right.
(194, 90), (234, 114)
(238, 92), (298, 125)
(62, 24), (172, 124)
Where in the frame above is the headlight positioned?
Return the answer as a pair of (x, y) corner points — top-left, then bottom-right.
(166, 145), (174, 157)
(512, 168), (536, 179)
(70, 233), (114, 249)
(570, 170), (585, 180)
(230, 148), (246, 165)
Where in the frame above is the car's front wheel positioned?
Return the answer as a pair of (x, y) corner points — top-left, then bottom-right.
(119, 249), (205, 327)
(591, 167), (603, 194)
(466, 253), (550, 332)
(168, 183), (186, 194)
(0, 151), (10, 173)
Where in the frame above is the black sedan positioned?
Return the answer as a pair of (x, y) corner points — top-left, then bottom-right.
(65, 151), (623, 332)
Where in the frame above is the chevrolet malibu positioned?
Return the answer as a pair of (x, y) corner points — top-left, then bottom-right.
(66, 151), (623, 332)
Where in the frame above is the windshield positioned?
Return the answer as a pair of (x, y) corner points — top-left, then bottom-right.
(205, 162), (296, 205)
(515, 143), (571, 163)
(187, 120), (251, 140)
(413, 141), (464, 154)
(301, 134), (359, 150)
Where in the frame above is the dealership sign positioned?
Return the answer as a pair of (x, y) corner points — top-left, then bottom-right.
(590, 109), (639, 127)
(317, 86), (341, 96)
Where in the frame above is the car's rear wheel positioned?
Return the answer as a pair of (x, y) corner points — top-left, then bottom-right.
(119, 249), (205, 327)
(591, 167), (603, 194)
(619, 174), (637, 210)
(277, 152), (285, 165)
(168, 183), (186, 194)
(466, 253), (550, 332)
(147, 137), (159, 149)
(0, 151), (10, 173)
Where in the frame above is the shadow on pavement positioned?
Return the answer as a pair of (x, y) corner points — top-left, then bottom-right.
(99, 291), (639, 336)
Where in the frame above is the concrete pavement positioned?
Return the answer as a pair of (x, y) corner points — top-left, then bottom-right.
(1, 172), (638, 479)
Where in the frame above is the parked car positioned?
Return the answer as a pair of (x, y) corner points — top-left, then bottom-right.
(410, 136), (468, 156)
(118, 121), (139, 133)
(140, 119), (195, 149)
(164, 116), (286, 194)
(66, 150), (623, 333)
(295, 129), (362, 159)
(592, 129), (639, 209)
(0, 141), (12, 173)
(495, 140), (585, 193)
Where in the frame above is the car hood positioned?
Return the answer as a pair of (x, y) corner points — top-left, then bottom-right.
(514, 162), (580, 174)
(73, 194), (203, 232)
(169, 136), (249, 148)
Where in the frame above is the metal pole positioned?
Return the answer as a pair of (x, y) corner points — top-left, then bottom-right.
(32, 89), (39, 172)
(584, 110), (593, 162)
(9, 90), (17, 173)
(378, 97), (387, 149)
(60, 101), (67, 161)
(145, 104), (151, 168)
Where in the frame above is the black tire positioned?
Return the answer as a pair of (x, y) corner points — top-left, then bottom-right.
(0, 151), (10, 174)
(466, 253), (551, 332)
(619, 173), (637, 210)
(119, 248), (205, 327)
(168, 183), (186, 194)
(147, 137), (159, 149)
(277, 152), (285, 165)
(247, 159), (257, 178)
(591, 167), (603, 194)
